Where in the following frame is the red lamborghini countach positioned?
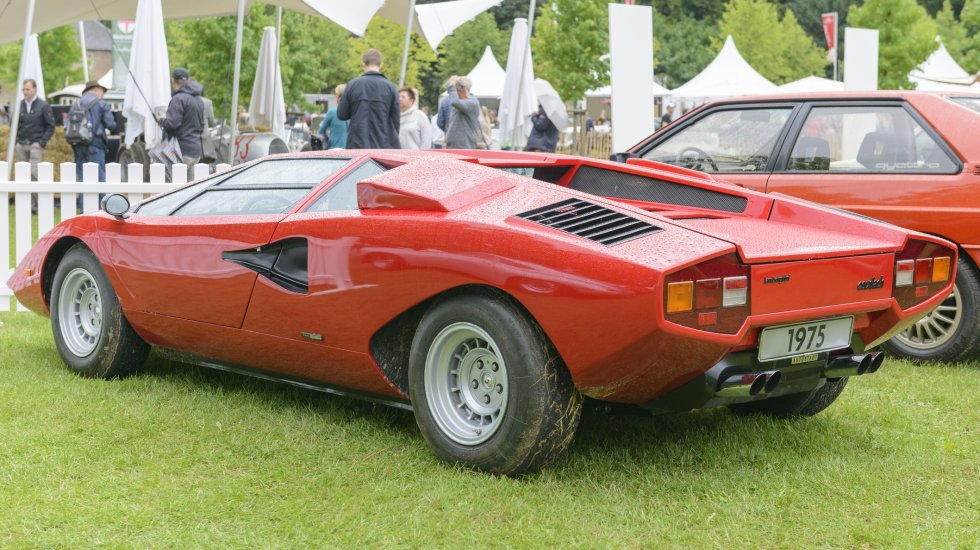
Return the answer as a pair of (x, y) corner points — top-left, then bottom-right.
(8, 150), (956, 475)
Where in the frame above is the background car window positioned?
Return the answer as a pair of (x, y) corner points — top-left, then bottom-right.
(306, 160), (387, 212)
(948, 97), (980, 114)
(170, 158), (351, 216)
(786, 106), (958, 173)
(642, 108), (792, 172)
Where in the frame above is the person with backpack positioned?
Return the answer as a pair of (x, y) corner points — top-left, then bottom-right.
(67, 80), (116, 182)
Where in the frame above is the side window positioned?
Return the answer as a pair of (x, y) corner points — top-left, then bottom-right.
(171, 158), (350, 216)
(786, 105), (958, 173)
(642, 108), (793, 173)
(306, 160), (387, 212)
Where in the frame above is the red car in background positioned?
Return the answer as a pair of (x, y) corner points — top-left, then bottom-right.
(627, 92), (980, 362)
(7, 150), (956, 474)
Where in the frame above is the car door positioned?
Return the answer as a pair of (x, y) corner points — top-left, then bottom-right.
(764, 100), (964, 234)
(102, 157), (352, 328)
(630, 102), (801, 191)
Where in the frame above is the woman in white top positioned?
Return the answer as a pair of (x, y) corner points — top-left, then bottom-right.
(398, 87), (432, 150)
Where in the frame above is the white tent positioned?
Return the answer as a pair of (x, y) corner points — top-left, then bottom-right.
(123, 0), (171, 149)
(465, 46), (506, 98)
(499, 18), (536, 149)
(909, 40), (980, 92)
(585, 82), (670, 97)
(249, 26), (287, 140)
(21, 33), (45, 100)
(775, 75), (845, 94)
(670, 36), (777, 98)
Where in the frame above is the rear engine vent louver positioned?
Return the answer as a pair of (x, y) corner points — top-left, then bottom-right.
(516, 198), (662, 246)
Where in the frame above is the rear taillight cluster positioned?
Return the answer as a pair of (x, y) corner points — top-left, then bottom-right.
(893, 239), (955, 309)
(664, 253), (750, 334)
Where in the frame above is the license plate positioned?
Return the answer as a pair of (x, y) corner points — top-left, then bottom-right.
(758, 317), (854, 362)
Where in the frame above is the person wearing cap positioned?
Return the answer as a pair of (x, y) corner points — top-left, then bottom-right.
(71, 80), (116, 182)
(158, 67), (205, 166)
(15, 79), (56, 181)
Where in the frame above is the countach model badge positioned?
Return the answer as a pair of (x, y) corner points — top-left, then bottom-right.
(857, 275), (885, 290)
(763, 275), (791, 285)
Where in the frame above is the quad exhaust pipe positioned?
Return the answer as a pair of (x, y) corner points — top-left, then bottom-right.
(716, 370), (782, 397)
(824, 352), (885, 378)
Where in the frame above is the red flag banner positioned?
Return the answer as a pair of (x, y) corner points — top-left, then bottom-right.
(821, 12), (837, 62)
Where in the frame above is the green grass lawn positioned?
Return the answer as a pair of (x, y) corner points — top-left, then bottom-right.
(1, 311), (978, 547)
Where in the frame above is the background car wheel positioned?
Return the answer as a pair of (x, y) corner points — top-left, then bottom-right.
(408, 293), (582, 475)
(882, 257), (980, 362)
(50, 244), (150, 379)
(727, 377), (848, 418)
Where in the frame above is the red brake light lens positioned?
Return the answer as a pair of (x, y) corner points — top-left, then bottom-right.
(893, 240), (955, 309)
(664, 254), (749, 334)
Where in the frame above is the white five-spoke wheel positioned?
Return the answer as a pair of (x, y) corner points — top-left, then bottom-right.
(409, 293), (582, 475)
(425, 322), (509, 446)
(58, 268), (103, 357)
(51, 244), (149, 378)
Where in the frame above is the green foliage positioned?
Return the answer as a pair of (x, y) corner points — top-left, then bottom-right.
(652, 12), (718, 88)
(489, 0), (543, 31)
(957, 0), (980, 72)
(0, 26), (83, 95)
(167, 3), (354, 120)
(349, 18), (436, 91)
(531, 0), (610, 102)
(848, 0), (939, 89)
(716, 0), (828, 84)
(776, 0), (853, 57)
(937, 0), (975, 73)
(418, 13), (508, 110)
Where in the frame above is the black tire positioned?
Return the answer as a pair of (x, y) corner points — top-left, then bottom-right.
(727, 378), (848, 418)
(50, 244), (149, 378)
(882, 257), (980, 362)
(408, 293), (582, 475)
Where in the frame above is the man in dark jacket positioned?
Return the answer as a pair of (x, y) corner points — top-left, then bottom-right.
(337, 49), (400, 149)
(159, 68), (205, 166)
(15, 79), (55, 180)
(525, 105), (559, 153)
(71, 80), (117, 182)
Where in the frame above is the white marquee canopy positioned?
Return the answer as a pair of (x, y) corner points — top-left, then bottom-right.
(670, 35), (777, 98)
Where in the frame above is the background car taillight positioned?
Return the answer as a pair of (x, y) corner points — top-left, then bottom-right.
(665, 253), (749, 334)
(893, 239), (955, 309)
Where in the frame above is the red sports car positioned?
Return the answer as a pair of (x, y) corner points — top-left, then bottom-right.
(626, 91), (980, 362)
(7, 150), (956, 474)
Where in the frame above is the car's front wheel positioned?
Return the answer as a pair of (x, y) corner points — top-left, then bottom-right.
(50, 244), (149, 378)
(883, 257), (980, 362)
(408, 293), (582, 475)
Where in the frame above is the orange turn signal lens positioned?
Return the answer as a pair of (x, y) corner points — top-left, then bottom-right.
(23, 268), (34, 277)
(666, 281), (694, 313)
(932, 256), (950, 283)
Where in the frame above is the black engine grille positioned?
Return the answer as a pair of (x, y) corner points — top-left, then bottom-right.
(568, 165), (748, 213)
(515, 198), (662, 246)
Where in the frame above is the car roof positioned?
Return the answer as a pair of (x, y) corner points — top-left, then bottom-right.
(692, 90), (980, 105)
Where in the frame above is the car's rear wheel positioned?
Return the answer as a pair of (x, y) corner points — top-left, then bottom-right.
(408, 293), (582, 475)
(51, 244), (149, 378)
(883, 257), (980, 362)
(727, 377), (848, 418)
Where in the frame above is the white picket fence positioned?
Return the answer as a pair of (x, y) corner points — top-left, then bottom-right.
(1, 160), (230, 312)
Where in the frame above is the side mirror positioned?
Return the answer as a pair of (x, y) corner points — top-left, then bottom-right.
(101, 193), (131, 220)
(609, 152), (636, 163)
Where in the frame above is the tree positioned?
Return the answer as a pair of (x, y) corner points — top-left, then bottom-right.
(434, 13), (508, 84)
(847, 0), (939, 89)
(531, 0), (610, 102)
(489, 0), (543, 31)
(167, 3), (354, 120)
(652, 12), (718, 88)
(777, 0), (855, 55)
(937, 0), (974, 72)
(0, 25), (83, 94)
(716, 0), (827, 84)
(958, 0), (980, 72)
